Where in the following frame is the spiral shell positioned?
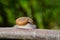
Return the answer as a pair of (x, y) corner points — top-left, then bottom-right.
(16, 17), (33, 26)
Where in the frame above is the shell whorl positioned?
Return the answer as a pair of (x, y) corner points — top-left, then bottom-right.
(16, 17), (33, 26)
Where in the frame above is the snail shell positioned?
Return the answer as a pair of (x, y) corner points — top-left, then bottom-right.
(16, 17), (33, 26)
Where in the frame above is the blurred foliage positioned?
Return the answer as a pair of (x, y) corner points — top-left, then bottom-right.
(0, 0), (60, 29)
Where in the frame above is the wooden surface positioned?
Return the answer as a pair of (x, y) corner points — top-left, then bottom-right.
(0, 27), (60, 40)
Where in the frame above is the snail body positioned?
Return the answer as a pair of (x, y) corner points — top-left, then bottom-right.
(14, 17), (36, 29)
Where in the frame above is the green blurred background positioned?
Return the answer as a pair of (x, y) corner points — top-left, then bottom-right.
(0, 0), (60, 29)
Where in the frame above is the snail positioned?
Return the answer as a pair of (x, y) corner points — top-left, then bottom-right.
(14, 17), (36, 29)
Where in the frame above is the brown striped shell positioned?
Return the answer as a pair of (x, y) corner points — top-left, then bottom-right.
(16, 17), (33, 26)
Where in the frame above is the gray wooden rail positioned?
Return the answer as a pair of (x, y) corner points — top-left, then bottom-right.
(0, 27), (60, 40)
